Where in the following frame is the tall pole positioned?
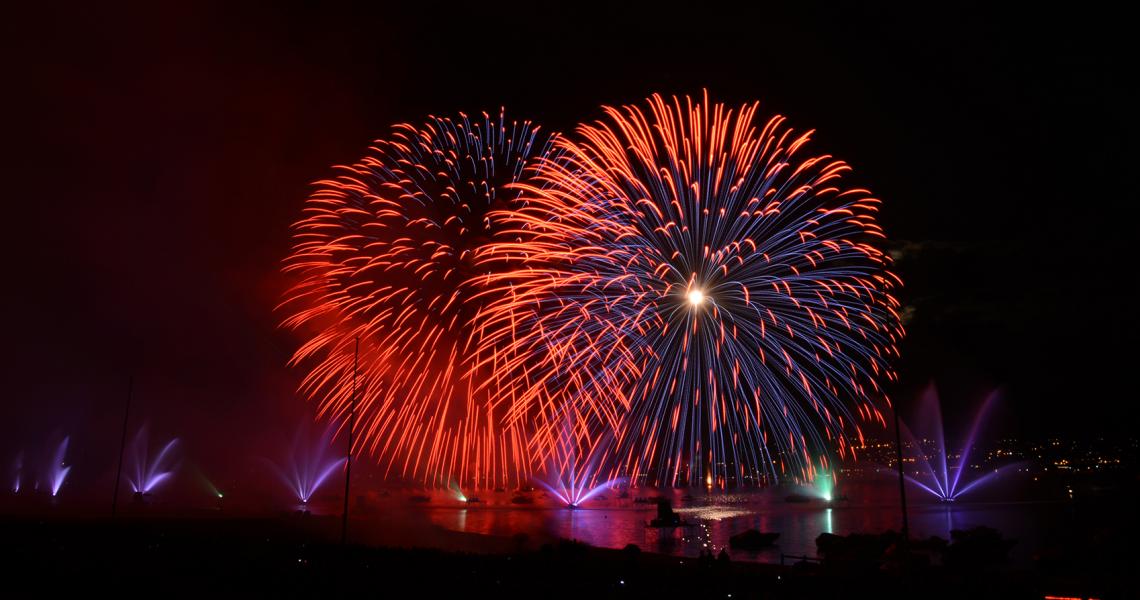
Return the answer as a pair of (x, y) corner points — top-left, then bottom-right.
(341, 337), (358, 545)
(111, 376), (133, 518)
(892, 400), (909, 542)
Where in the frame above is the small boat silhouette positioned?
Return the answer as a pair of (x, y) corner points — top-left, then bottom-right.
(645, 499), (691, 528)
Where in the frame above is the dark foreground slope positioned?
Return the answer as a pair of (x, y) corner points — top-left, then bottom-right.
(2, 514), (1127, 599)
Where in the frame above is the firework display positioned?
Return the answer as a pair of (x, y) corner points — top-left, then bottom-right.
(284, 93), (902, 489)
(282, 110), (556, 489)
(476, 92), (903, 487)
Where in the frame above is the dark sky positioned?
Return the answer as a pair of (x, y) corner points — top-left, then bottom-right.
(2, 2), (1135, 489)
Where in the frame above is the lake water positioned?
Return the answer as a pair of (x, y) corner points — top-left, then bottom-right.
(404, 481), (1086, 566)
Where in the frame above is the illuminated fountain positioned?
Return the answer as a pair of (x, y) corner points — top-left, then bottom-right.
(449, 481), (484, 504)
(11, 451), (22, 493)
(538, 461), (622, 509)
(269, 423), (345, 510)
(10, 440), (71, 498)
(812, 470), (837, 502)
(126, 428), (180, 501)
(536, 418), (622, 509)
(901, 386), (1016, 502)
(190, 465), (225, 507)
(784, 467), (839, 504)
(199, 473), (224, 500)
(47, 438), (72, 497)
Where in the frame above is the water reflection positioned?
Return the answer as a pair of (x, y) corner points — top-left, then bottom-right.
(418, 481), (1066, 566)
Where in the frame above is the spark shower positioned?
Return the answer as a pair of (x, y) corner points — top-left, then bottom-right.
(282, 92), (904, 491)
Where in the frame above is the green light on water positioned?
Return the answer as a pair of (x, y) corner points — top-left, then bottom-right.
(449, 480), (466, 503)
(815, 470), (834, 502)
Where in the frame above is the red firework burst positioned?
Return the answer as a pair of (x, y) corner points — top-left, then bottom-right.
(281, 110), (555, 489)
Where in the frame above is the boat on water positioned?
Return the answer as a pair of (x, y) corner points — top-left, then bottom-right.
(510, 494), (534, 505)
(784, 493), (813, 503)
(646, 499), (691, 528)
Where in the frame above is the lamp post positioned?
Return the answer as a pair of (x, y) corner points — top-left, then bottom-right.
(341, 337), (358, 545)
(892, 399), (909, 542)
(111, 376), (132, 518)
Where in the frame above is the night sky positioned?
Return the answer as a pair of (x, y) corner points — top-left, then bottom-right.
(2, 2), (1135, 486)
